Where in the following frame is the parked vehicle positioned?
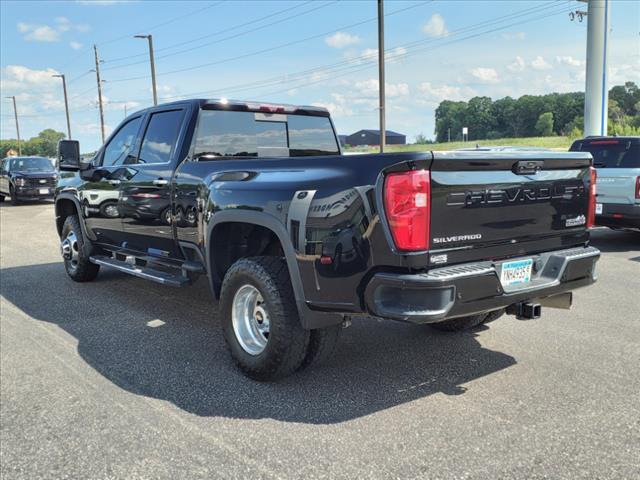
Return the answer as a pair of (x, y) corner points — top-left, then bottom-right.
(569, 136), (640, 231)
(0, 156), (57, 205)
(54, 99), (600, 380)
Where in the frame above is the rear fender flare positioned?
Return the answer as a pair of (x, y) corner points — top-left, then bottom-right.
(206, 209), (342, 329)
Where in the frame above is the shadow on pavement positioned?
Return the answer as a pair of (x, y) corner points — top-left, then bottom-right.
(589, 228), (640, 253)
(1, 262), (516, 424)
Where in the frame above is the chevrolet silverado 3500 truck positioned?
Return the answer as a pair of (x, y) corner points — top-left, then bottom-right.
(55, 99), (600, 380)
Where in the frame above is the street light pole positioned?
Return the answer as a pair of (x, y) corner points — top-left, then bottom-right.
(53, 74), (72, 139)
(377, 0), (386, 153)
(135, 34), (158, 106)
(93, 44), (106, 144)
(5, 96), (21, 156)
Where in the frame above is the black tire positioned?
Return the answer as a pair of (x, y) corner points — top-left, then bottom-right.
(0, 194), (5, 202)
(299, 324), (342, 370)
(61, 215), (100, 282)
(219, 256), (309, 381)
(160, 207), (172, 225)
(9, 185), (19, 205)
(430, 309), (504, 332)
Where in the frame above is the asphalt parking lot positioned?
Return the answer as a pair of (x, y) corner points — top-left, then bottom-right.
(1, 201), (639, 480)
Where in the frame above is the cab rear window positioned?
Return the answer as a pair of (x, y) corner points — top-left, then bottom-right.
(570, 139), (640, 168)
(192, 110), (339, 159)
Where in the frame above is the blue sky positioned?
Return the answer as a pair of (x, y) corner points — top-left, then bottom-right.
(1, 0), (638, 151)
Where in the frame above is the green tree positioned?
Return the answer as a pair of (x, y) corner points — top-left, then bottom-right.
(35, 129), (66, 157)
(465, 96), (496, 140)
(414, 133), (431, 144)
(535, 112), (554, 136)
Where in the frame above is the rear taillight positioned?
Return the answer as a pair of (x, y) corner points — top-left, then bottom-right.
(636, 176), (640, 200)
(383, 170), (430, 251)
(587, 166), (597, 228)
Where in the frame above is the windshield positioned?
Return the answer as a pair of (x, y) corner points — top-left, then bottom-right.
(571, 140), (640, 168)
(10, 157), (54, 172)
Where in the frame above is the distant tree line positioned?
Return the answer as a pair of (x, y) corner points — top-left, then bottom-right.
(434, 81), (640, 142)
(1, 129), (66, 159)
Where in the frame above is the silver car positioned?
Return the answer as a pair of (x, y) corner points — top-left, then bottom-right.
(570, 136), (640, 231)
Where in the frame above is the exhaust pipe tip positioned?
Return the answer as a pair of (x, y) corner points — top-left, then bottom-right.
(507, 302), (542, 320)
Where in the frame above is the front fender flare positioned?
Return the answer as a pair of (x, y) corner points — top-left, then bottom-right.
(55, 193), (95, 242)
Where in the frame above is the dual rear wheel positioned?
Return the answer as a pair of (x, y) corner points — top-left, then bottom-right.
(220, 256), (340, 381)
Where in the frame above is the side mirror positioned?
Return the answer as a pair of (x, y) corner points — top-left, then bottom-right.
(58, 140), (83, 171)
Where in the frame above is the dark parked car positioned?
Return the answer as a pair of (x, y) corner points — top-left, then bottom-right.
(570, 136), (640, 231)
(54, 99), (600, 380)
(0, 156), (56, 205)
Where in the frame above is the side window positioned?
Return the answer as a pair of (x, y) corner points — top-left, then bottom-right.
(193, 110), (257, 158)
(137, 110), (184, 164)
(0, 159), (7, 173)
(102, 117), (142, 166)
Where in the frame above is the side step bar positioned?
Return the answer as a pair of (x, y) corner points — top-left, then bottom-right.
(90, 255), (190, 287)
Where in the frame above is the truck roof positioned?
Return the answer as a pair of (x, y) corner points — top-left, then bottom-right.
(132, 98), (330, 117)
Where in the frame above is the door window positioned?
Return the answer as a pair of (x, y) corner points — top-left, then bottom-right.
(102, 117), (142, 166)
(137, 110), (184, 164)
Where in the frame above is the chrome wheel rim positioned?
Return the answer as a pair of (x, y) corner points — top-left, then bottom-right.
(61, 230), (80, 271)
(104, 204), (119, 218)
(232, 284), (270, 356)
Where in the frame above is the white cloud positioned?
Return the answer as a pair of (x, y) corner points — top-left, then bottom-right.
(325, 32), (361, 49)
(502, 32), (525, 41)
(507, 56), (526, 72)
(471, 67), (499, 83)
(17, 18), (89, 42)
(55, 17), (71, 32)
(354, 79), (409, 98)
(69, 41), (83, 50)
(1, 65), (60, 91)
(422, 13), (448, 38)
(555, 55), (583, 67)
(311, 101), (354, 118)
(18, 23), (60, 42)
(358, 47), (407, 64)
(531, 56), (552, 70)
(417, 82), (477, 105)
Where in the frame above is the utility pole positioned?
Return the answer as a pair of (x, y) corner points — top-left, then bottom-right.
(583, 0), (611, 136)
(93, 44), (106, 144)
(5, 96), (21, 155)
(377, 0), (386, 153)
(124, 104), (128, 118)
(53, 74), (72, 139)
(135, 34), (158, 106)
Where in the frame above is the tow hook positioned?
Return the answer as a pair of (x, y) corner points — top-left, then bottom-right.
(507, 302), (542, 320)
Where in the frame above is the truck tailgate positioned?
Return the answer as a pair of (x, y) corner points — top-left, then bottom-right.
(428, 152), (593, 260)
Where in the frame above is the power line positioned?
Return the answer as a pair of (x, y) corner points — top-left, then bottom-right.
(104, 0), (316, 64)
(106, 0), (432, 82)
(8, 1), (575, 122)
(52, 1), (225, 74)
(102, 0), (339, 71)
(109, 0), (571, 99)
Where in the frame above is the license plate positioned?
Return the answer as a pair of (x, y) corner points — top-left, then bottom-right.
(39, 188), (49, 195)
(595, 203), (603, 215)
(500, 259), (533, 287)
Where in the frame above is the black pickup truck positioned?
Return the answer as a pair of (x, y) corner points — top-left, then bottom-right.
(55, 99), (600, 380)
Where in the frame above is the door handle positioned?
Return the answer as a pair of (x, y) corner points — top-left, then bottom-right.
(153, 178), (169, 186)
(107, 179), (121, 185)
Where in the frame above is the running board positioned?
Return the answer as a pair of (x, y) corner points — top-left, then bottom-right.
(90, 255), (190, 287)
